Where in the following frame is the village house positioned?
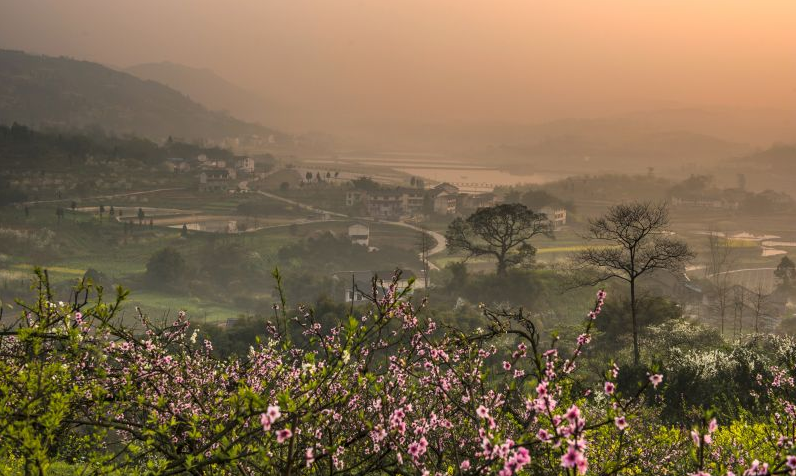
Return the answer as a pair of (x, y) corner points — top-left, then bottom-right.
(345, 190), (366, 207)
(428, 182), (460, 215)
(540, 206), (567, 230)
(198, 169), (231, 192)
(236, 157), (255, 174)
(432, 191), (458, 215)
(348, 223), (370, 247)
(458, 192), (496, 212)
(362, 189), (425, 219)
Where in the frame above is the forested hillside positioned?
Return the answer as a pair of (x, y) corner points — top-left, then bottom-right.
(0, 50), (280, 141)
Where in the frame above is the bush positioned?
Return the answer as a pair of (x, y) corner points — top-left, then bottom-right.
(145, 246), (186, 287)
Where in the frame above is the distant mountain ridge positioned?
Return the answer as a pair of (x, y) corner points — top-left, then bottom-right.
(124, 61), (292, 130)
(0, 49), (282, 141)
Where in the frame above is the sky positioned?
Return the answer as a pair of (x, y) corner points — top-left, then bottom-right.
(1, 0), (794, 131)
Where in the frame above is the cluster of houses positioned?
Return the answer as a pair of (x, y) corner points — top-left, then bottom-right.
(344, 182), (497, 219)
(671, 189), (794, 213)
(190, 156), (256, 192)
(344, 182), (567, 228)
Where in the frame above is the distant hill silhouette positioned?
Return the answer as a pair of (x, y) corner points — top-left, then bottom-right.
(124, 61), (292, 130)
(0, 49), (282, 140)
(729, 144), (796, 169)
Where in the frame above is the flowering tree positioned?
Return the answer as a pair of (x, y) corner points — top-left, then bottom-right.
(2, 268), (796, 475)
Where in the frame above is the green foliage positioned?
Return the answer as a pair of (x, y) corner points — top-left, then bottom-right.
(519, 188), (573, 212)
(277, 231), (420, 272)
(145, 246), (187, 287)
(775, 255), (796, 291)
(594, 295), (682, 344)
(0, 269), (125, 474)
(446, 203), (553, 276)
(236, 198), (293, 216)
(0, 177), (26, 205)
(349, 176), (380, 191)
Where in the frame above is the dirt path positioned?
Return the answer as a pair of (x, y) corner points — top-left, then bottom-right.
(23, 188), (186, 205)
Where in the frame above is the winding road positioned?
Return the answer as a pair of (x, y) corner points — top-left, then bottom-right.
(241, 179), (447, 262)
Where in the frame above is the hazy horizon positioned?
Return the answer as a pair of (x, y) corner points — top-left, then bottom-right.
(2, 0), (794, 142)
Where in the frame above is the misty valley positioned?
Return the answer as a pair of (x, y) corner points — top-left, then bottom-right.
(1, 4), (796, 475)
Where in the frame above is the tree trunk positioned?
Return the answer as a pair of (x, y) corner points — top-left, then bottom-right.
(496, 251), (507, 277)
(630, 278), (640, 365)
(496, 260), (507, 276)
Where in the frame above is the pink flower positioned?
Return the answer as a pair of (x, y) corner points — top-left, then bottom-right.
(267, 405), (281, 421)
(743, 459), (768, 475)
(476, 405), (489, 419)
(260, 413), (272, 431)
(460, 460), (471, 470)
(407, 437), (428, 459)
(515, 447), (530, 465)
(787, 455), (796, 469)
(708, 418), (718, 433)
(276, 428), (292, 443)
(564, 404), (581, 423)
(561, 446), (579, 468)
(597, 290), (607, 300)
(503, 361), (512, 370)
(649, 374), (663, 388)
(604, 381), (615, 395)
(305, 448), (315, 467)
(614, 416), (627, 431)
(561, 444), (588, 474)
(537, 428), (552, 442)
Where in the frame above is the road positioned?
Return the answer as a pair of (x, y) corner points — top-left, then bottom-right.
(706, 267), (777, 278)
(390, 221), (446, 256)
(242, 179), (447, 261)
(23, 187), (186, 206)
(250, 188), (349, 218)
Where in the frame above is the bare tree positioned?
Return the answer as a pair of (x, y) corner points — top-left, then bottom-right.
(446, 203), (553, 276)
(749, 282), (770, 334)
(705, 231), (736, 336)
(732, 285), (746, 339)
(573, 202), (694, 364)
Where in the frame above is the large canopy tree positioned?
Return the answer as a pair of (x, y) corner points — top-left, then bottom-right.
(573, 201), (694, 364)
(445, 203), (553, 276)
(775, 256), (796, 292)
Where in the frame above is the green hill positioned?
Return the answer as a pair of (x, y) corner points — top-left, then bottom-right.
(0, 49), (282, 141)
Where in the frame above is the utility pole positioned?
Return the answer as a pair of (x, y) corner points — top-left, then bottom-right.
(417, 226), (430, 291)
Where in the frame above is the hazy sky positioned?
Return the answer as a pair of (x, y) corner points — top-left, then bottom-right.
(2, 0), (794, 127)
